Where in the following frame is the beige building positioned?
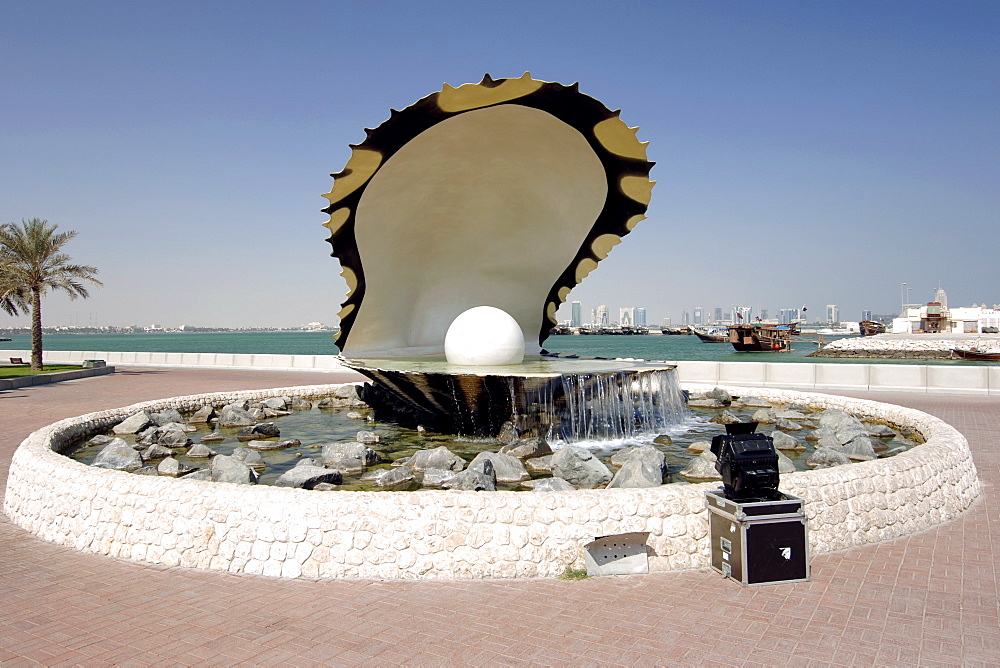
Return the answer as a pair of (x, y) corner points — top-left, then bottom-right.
(892, 303), (1000, 334)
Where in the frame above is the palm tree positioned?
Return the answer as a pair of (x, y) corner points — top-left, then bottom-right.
(0, 219), (102, 370)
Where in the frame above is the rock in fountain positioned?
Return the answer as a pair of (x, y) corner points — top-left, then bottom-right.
(323, 74), (683, 440)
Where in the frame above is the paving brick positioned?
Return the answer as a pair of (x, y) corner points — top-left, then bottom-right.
(1, 371), (999, 664)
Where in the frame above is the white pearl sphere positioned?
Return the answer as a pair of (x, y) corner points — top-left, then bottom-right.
(444, 306), (525, 366)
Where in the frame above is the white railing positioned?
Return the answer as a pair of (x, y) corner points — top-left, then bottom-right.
(2, 349), (997, 395)
(671, 360), (1000, 396)
(0, 349), (349, 373)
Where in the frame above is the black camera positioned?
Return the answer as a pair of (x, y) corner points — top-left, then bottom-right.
(710, 422), (780, 501)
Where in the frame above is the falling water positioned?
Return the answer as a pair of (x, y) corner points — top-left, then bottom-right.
(519, 368), (688, 444)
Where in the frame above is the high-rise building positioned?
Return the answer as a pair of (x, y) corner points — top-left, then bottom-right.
(596, 304), (609, 326)
(826, 304), (839, 324)
(693, 306), (703, 325)
(635, 307), (646, 327)
(570, 301), (582, 327)
(714, 307), (723, 324)
(781, 307), (801, 323)
(620, 307), (635, 327)
(760, 309), (769, 321)
(682, 310), (690, 326)
(663, 317), (672, 327)
(732, 306), (751, 323)
(861, 309), (872, 321)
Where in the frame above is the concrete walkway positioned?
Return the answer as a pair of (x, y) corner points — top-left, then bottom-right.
(1, 368), (997, 666)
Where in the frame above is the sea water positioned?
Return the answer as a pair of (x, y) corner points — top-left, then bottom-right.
(2, 330), (970, 364)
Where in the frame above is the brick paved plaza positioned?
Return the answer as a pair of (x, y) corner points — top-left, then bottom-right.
(2, 368), (998, 665)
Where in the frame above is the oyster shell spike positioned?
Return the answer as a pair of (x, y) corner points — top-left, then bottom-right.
(323, 75), (654, 358)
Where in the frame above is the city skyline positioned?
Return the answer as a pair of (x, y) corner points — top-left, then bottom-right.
(557, 276), (991, 330)
(12, 284), (987, 331)
(561, 297), (911, 329)
(3, 2), (998, 329)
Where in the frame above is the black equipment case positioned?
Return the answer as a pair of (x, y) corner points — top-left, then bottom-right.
(706, 490), (809, 586)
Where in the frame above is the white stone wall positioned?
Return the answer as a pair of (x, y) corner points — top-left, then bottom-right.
(2, 383), (982, 580)
(4, 348), (1000, 395)
(0, 349), (350, 373)
(672, 360), (1000, 396)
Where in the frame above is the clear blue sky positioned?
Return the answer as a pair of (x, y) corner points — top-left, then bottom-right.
(2, 0), (997, 328)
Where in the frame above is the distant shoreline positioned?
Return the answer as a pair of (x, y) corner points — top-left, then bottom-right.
(811, 333), (1000, 360)
(1, 330), (992, 365)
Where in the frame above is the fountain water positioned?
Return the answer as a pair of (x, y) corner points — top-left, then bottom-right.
(552, 366), (686, 443)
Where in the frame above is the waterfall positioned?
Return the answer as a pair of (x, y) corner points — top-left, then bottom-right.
(519, 368), (687, 444)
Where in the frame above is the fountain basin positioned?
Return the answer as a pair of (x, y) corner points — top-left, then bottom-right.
(3, 383), (981, 580)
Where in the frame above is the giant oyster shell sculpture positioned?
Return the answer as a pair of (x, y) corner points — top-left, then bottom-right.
(323, 73), (654, 359)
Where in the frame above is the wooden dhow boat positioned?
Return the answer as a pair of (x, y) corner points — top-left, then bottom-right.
(859, 320), (887, 336)
(692, 326), (729, 343)
(952, 347), (1000, 361)
(728, 324), (792, 352)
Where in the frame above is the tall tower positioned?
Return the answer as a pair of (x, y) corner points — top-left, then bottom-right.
(570, 301), (582, 327)
(596, 304), (609, 326)
(826, 304), (839, 324)
(635, 307), (646, 327)
(693, 306), (703, 325)
(933, 283), (948, 310)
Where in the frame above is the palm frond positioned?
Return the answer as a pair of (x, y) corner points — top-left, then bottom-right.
(0, 219), (101, 353)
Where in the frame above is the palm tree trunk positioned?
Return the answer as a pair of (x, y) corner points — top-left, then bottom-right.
(31, 287), (43, 371)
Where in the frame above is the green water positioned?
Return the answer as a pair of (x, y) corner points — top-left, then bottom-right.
(0, 330), (977, 364)
(2, 331), (341, 355)
(547, 334), (984, 365)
